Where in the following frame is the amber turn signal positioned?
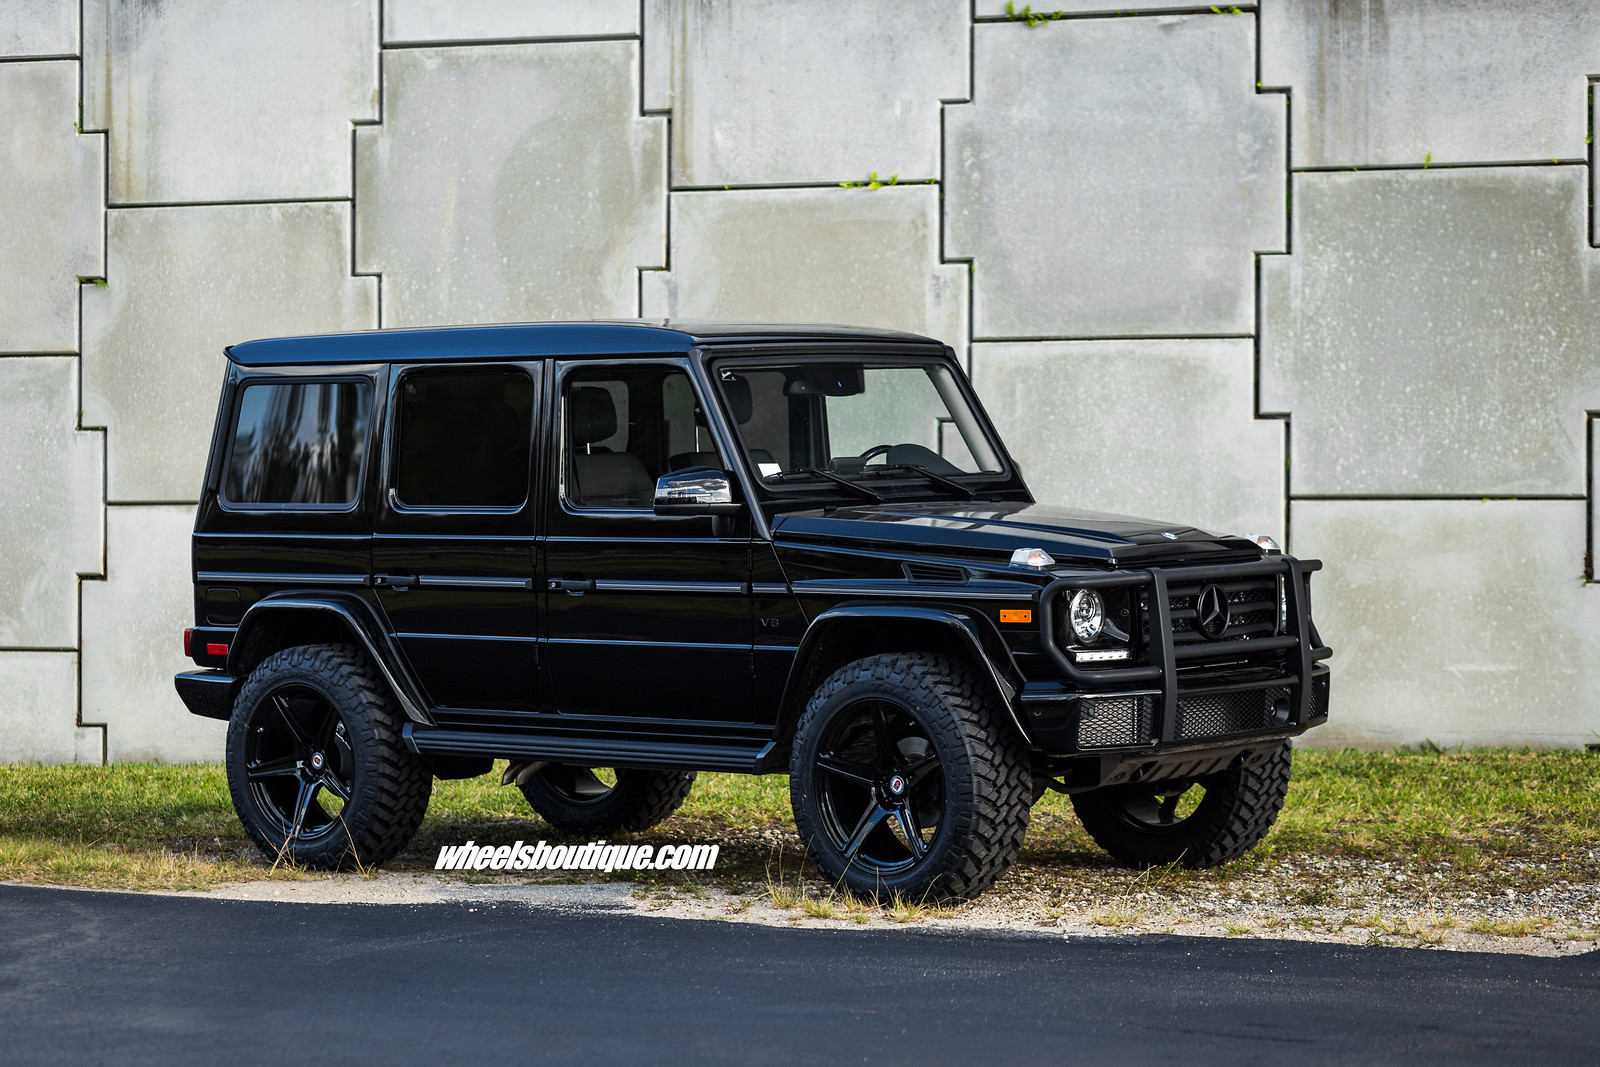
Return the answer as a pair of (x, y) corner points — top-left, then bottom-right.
(998, 609), (1032, 624)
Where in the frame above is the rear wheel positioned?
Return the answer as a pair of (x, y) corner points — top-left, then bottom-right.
(225, 644), (432, 869)
(518, 766), (696, 834)
(789, 653), (1031, 902)
(1071, 742), (1292, 868)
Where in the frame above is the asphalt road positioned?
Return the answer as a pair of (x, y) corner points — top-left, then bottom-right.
(1, 885), (1595, 1065)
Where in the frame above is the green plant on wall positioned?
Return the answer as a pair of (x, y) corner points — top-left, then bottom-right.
(1004, 3), (1064, 27)
(840, 171), (901, 190)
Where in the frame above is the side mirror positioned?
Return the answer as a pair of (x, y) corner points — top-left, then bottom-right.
(653, 468), (743, 516)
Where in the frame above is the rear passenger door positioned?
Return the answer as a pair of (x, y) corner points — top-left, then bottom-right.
(542, 359), (754, 725)
(372, 363), (543, 715)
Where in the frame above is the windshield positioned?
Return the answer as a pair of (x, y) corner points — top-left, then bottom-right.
(711, 359), (1004, 495)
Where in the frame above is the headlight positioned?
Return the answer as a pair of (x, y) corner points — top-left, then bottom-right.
(1068, 589), (1104, 643)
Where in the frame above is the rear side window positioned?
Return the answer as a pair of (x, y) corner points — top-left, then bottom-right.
(224, 380), (372, 507)
(394, 368), (534, 509)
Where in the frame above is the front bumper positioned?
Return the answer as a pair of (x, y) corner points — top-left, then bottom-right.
(1021, 556), (1332, 762)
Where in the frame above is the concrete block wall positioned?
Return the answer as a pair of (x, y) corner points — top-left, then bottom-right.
(1, 0), (1596, 760)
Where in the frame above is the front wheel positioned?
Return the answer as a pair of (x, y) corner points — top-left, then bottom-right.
(789, 653), (1031, 902)
(1071, 742), (1292, 868)
(518, 766), (696, 835)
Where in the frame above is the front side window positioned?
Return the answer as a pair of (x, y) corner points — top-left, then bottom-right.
(393, 368), (534, 509)
(224, 380), (371, 507)
(713, 360), (1003, 493)
(563, 365), (725, 509)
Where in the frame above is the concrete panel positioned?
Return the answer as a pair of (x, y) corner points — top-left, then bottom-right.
(384, 0), (636, 42)
(356, 42), (664, 326)
(972, 340), (1284, 540)
(82, 204), (377, 503)
(0, 61), (104, 352)
(1260, 0), (1600, 168)
(83, 505), (224, 763)
(1261, 168), (1600, 497)
(0, 358), (104, 649)
(1293, 499), (1600, 750)
(0, 0), (76, 56)
(641, 187), (965, 348)
(0, 652), (83, 763)
(644, 0), (966, 186)
(975, 1), (1199, 12)
(82, 0), (377, 203)
(947, 16), (1285, 339)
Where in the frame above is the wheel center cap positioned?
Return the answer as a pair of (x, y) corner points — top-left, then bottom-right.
(886, 774), (907, 798)
(309, 751), (325, 772)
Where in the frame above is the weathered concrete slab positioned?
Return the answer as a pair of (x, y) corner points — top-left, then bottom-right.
(644, 0), (966, 186)
(1261, 168), (1600, 496)
(1260, 0), (1600, 167)
(1293, 499), (1600, 750)
(947, 15), (1284, 339)
(973, 340), (1284, 541)
(83, 505), (224, 763)
(0, 0), (77, 56)
(0, 652), (86, 763)
(0, 358), (103, 649)
(82, 0), (377, 202)
(384, 0), (636, 42)
(641, 187), (965, 348)
(82, 204), (376, 503)
(0, 61), (103, 352)
(356, 42), (664, 326)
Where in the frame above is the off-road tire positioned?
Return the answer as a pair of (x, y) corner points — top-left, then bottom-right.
(789, 653), (1031, 902)
(519, 767), (696, 835)
(226, 643), (432, 870)
(1071, 741), (1292, 869)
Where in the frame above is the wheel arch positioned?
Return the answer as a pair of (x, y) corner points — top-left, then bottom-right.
(763, 604), (1030, 769)
(229, 594), (434, 725)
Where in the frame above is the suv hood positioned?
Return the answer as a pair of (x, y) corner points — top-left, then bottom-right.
(770, 501), (1263, 568)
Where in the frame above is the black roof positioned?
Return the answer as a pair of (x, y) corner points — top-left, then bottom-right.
(224, 320), (943, 367)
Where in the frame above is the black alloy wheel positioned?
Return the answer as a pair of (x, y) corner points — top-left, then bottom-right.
(790, 653), (1031, 902)
(226, 644), (432, 870)
(811, 699), (944, 876)
(1071, 741), (1293, 869)
(240, 685), (355, 846)
(518, 765), (696, 834)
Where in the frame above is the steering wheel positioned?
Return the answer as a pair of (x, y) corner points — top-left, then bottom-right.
(858, 444), (895, 466)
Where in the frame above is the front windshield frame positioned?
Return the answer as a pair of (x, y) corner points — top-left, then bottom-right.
(703, 350), (1016, 505)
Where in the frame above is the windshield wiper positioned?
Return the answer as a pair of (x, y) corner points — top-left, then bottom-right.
(766, 467), (883, 503)
(858, 463), (977, 500)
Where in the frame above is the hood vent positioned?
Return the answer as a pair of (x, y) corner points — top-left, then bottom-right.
(903, 561), (969, 584)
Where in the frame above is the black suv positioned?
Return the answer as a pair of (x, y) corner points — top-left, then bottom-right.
(175, 321), (1331, 901)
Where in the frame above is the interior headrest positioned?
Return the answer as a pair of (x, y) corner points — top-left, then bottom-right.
(721, 375), (752, 424)
(569, 386), (617, 444)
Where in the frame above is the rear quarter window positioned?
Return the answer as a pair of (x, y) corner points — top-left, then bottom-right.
(223, 379), (373, 508)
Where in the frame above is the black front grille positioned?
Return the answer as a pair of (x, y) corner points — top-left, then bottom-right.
(1174, 687), (1289, 741)
(1076, 695), (1154, 748)
(1165, 575), (1281, 645)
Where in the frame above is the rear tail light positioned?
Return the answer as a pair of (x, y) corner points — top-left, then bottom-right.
(183, 628), (192, 656)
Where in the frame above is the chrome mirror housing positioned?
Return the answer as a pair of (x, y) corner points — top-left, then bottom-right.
(653, 468), (742, 516)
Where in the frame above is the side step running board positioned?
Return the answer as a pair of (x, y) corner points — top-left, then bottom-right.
(403, 724), (776, 774)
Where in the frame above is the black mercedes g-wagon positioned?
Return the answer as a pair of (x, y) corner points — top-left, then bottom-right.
(175, 321), (1331, 901)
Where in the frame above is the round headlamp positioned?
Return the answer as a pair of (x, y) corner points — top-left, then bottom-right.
(1068, 588), (1105, 643)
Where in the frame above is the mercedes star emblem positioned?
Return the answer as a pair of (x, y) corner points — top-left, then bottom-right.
(1195, 584), (1230, 639)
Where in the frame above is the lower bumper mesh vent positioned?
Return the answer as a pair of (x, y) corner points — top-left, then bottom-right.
(1076, 695), (1154, 748)
(1175, 687), (1289, 741)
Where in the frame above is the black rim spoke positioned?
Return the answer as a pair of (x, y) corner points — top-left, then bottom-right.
(870, 703), (898, 766)
(1158, 793), (1180, 825)
(287, 777), (320, 841)
(273, 694), (310, 745)
(817, 755), (876, 787)
(896, 802), (924, 858)
(842, 804), (892, 864)
(903, 753), (940, 786)
(320, 771), (351, 804)
(246, 755), (301, 781)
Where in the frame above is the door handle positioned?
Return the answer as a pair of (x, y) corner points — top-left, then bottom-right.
(374, 573), (419, 591)
(547, 578), (596, 595)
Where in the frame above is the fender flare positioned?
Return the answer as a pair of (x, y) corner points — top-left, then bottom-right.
(229, 593), (434, 725)
(765, 603), (1031, 769)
